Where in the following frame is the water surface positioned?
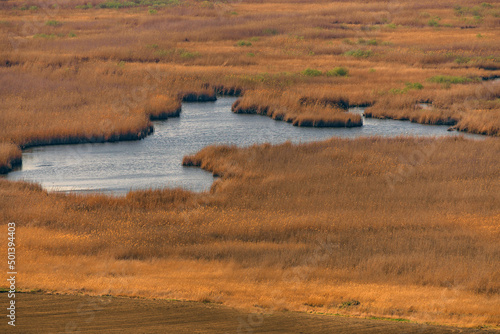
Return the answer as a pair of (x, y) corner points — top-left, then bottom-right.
(5, 98), (482, 194)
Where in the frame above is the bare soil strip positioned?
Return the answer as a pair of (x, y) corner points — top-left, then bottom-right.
(1, 293), (498, 334)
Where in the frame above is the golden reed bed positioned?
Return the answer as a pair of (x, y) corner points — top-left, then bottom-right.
(0, 0), (499, 329)
(1, 137), (499, 327)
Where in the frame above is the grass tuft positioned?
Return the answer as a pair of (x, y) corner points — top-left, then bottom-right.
(326, 67), (349, 77)
(427, 76), (475, 84)
(301, 68), (322, 77)
(45, 20), (62, 27)
(344, 50), (372, 58)
(236, 40), (252, 47)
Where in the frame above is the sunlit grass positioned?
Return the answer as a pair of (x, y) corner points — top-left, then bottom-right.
(0, 0), (499, 328)
(1, 137), (499, 327)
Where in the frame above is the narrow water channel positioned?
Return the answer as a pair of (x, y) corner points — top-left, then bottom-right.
(4, 97), (483, 194)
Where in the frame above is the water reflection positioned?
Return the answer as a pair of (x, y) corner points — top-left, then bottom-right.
(5, 97), (483, 195)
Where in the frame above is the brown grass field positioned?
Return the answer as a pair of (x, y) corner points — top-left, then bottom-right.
(1, 137), (500, 328)
(0, 0), (500, 330)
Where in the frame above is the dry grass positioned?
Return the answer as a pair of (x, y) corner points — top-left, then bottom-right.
(145, 94), (182, 120)
(0, 0), (498, 153)
(365, 79), (500, 134)
(1, 137), (500, 327)
(0, 142), (21, 173)
(456, 109), (500, 135)
(0, 0), (500, 328)
(231, 89), (362, 127)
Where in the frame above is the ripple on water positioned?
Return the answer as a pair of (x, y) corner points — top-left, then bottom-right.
(5, 97), (484, 195)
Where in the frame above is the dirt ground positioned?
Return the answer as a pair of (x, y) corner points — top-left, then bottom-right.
(1, 293), (498, 334)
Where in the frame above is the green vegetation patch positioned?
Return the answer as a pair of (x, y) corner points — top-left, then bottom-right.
(455, 55), (471, 64)
(234, 72), (298, 88)
(344, 50), (372, 58)
(326, 67), (349, 77)
(301, 68), (322, 77)
(427, 75), (475, 84)
(98, 1), (137, 8)
(33, 33), (57, 39)
(357, 38), (378, 46)
(369, 316), (411, 323)
(428, 17), (441, 27)
(20, 5), (39, 11)
(389, 82), (423, 94)
(179, 50), (200, 59)
(262, 28), (279, 36)
(236, 40), (252, 47)
(46, 20), (62, 27)
(96, 0), (181, 9)
(454, 5), (483, 17)
(339, 300), (360, 308)
(75, 3), (93, 9)
(453, 3), (498, 21)
(152, 48), (200, 60)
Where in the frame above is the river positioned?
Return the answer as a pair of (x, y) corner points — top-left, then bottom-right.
(4, 97), (483, 194)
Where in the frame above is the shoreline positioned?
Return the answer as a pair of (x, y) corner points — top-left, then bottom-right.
(231, 98), (364, 128)
(363, 112), (496, 137)
(0, 89), (231, 176)
(0, 156), (22, 175)
(2, 138), (499, 329)
(0, 122), (155, 175)
(0, 93), (494, 178)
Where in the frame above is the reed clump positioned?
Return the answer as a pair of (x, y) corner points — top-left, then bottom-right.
(178, 90), (217, 102)
(145, 94), (182, 120)
(293, 110), (362, 128)
(365, 81), (500, 135)
(456, 109), (500, 135)
(0, 142), (22, 174)
(232, 89), (361, 127)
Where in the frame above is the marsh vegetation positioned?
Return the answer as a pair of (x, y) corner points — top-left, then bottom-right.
(0, 0), (499, 329)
